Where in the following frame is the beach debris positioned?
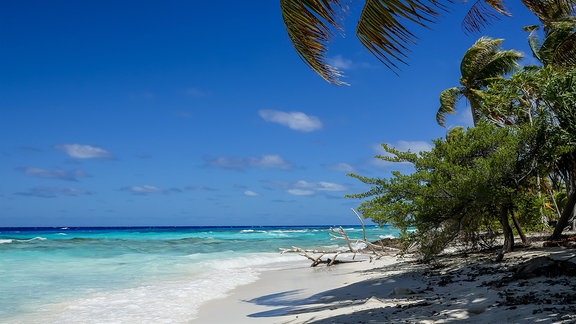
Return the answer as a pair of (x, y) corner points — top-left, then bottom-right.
(279, 246), (355, 266)
(543, 235), (576, 247)
(280, 209), (397, 267)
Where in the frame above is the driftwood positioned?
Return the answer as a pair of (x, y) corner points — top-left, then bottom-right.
(280, 209), (399, 267)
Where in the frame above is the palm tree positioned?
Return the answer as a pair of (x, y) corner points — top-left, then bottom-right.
(521, 0), (576, 240)
(524, 0), (576, 68)
(436, 37), (523, 127)
(279, 0), (576, 84)
(279, 0), (512, 85)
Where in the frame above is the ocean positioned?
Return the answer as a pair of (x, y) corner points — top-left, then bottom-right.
(0, 225), (399, 323)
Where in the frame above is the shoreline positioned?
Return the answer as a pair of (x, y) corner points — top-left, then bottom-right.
(194, 254), (402, 323)
(194, 242), (576, 323)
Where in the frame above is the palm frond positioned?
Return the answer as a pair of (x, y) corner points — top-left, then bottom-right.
(521, 0), (576, 24)
(475, 49), (523, 82)
(459, 37), (504, 82)
(484, 0), (511, 15)
(542, 21), (576, 67)
(553, 33), (576, 67)
(462, 0), (509, 34)
(280, 0), (347, 85)
(356, 0), (445, 73)
(525, 25), (544, 62)
(437, 87), (462, 127)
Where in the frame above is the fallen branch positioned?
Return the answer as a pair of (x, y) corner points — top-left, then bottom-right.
(280, 210), (400, 266)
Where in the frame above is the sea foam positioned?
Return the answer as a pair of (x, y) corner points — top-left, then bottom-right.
(6, 253), (301, 324)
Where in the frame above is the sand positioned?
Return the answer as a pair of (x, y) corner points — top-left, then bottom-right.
(194, 243), (576, 323)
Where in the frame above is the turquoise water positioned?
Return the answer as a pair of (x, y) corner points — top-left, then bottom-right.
(0, 226), (399, 323)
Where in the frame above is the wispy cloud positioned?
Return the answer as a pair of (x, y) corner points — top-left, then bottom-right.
(244, 190), (259, 197)
(18, 167), (86, 181)
(327, 55), (374, 71)
(15, 186), (90, 198)
(123, 185), (218, 195)
(286, 180), (346, 196)
(287, 188), (315, 196)
(123, 185), (163, 195)
(56, 144), (113, 159)
(259, 109), (322, 132)
(207, 154), (292, 171)
(185, 185), (218, 192)
(316, 181), (347, 191)
(370, 140), (432, 169)
(326, 162), (356, 173)
(327, 55), (354, 70)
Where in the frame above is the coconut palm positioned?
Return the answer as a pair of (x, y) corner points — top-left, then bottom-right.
(523, 0), (576, 68)
(279, 0), (511, 85)
(436, 37), (523, 127)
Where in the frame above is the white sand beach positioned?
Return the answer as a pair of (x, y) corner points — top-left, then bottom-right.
(195, 239), (576, 323)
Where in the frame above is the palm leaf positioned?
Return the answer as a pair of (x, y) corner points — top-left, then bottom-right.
(541, 21), (576, 67)
(484, 0), (511, 15)
(462, 0), (509, 34)
(459, 37), (503, 84)
(437, 87), (462, 127)
(474, 49), (523, 82)
(521, 0), (576, 24)
(552, 31), (576, 67)
(356, 0), (445, 73)
(524, 25), (544, 62)
(280, 0), (347, 84)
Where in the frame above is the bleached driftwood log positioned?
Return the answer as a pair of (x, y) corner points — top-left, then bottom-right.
(280, 209), (400, 267)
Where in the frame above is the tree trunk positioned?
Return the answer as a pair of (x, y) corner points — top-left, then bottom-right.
(496, 206), (515, 262)
(550, 189), (576, 240)
(511, 208), (529, 246)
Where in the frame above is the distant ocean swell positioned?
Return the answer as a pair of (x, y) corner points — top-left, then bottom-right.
(0, 226), (399, 323)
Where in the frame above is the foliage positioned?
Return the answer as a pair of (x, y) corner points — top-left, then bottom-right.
(348, 122), (540, 257)
(279, 0), (512, 84)
(436, 37), (523, 126)
(524, 0), (576, 68)
(338, 0), (576, 255)
(482, 65), (576, 239)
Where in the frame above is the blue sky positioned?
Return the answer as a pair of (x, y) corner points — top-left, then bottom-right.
(1, 1), (540, 226)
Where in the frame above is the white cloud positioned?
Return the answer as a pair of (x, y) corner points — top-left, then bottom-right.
(317, 181), (346, 191)
(126, 185), (162, 194)
(208, 154), (292, 171)
(327, 55), (354, 70)
(185, 185), (217, 192)
(259, 109), (322, 132)
(15, 186), (90, 198)
(287, 189), (315, 196)
(286, 180), (347, 196)
(244, 190), (259, 197)
(252, 155), (291, 169)
(57, 144), (112, 159)
(293, 180), (315, 188)
(327, 162), (356, 173)
(20, 167), (86, 181)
